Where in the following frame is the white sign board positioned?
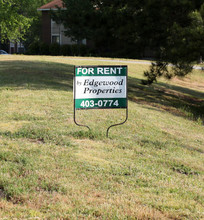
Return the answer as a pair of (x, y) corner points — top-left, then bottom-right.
(74, 66), (127, 109)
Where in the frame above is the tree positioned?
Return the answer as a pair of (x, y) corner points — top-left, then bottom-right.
(22, 0), (51, 50)
(137, 0), (204, 84)
(52, 0), (94, 44)
(54, 0), (204, 83)
(0, 0), (50, 49)
(0, 0), (31, 42)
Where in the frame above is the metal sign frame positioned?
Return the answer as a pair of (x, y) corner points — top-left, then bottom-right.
(73, 65), (128, 137)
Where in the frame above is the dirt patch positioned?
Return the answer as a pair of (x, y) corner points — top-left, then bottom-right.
(28, 138), (45, 144)
(172, 77), (204, 92)
(129, 96), (185, 117)
(161, 87), (203, 103)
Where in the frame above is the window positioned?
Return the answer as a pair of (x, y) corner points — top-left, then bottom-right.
(52, 35), (60, 44)
(51, 19), (56, 24)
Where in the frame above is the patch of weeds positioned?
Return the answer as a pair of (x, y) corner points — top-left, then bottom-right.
(171, 163), (200, 176)
(13, 125), (52, 140)
(0, 131), (12, 138)
(80, 208), (102, 218)
(115, 141), (135, 150)
(196, 116), (203, 125)
(180, 143), (204, 154)
(169, 188), (204, 204)
(77, 161), (105, 174)
(11, 113), (43, 121)
(13, 156), (35, 177)
(116, 144), (127, 150)
(71, 129), (104, 140)
(0, 178), (26, 203)
(0, 150), (67, 202)
(3, 153), (36, 179)
(109, 165), (137, 177)
(179, 105), (204, 124)
(0, 151), (14, 162)
(38, 179), (67, 194)
(0, 189), (5, 199)
(0, 124), (72, 147)
(169, 188), (180, 194)
(135, 136), (167, 150)
(14, 154), (30, 166)
(0, 151), (35, 176)
(134, 178), (151, 187)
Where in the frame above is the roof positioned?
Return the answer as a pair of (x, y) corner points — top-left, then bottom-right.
(38, 0), (64, 11)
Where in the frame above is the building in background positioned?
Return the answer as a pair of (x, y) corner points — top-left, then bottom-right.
(0, 40), (25, 54)
(37, 0), (86, 45)
(9, 42), (25, 54)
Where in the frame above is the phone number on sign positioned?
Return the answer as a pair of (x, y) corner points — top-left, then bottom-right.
(80, 100), (119, 108)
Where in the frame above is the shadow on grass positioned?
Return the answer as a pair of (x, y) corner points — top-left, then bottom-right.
(128, 77), (204, 123)
(0, 60), (74, 91)
(0, 60), (203, 122)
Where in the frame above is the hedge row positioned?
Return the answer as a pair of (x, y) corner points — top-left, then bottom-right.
(26, 42), (92, 56)
(26, 41), (143, 59)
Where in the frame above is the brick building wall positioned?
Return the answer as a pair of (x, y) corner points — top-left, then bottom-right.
(41, 11), (51, 44)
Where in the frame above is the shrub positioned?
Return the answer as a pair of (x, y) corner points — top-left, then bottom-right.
(78, 44), (89, 56)
(27, 41), (40, 55)
(71, 44), (80, 56)
(71, 44), (89, 56)
(60, 44), (72, 56)
(49, 43), (60, 56)
(39, 42), (50, 55)
(27, 41), (91, 57)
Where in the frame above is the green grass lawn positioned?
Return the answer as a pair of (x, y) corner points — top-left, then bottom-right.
(0, 55), (203, 219)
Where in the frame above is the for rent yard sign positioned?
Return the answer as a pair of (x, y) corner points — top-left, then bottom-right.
(74, 66), (127, 109)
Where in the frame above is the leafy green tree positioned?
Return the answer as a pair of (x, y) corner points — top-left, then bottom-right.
(52, 0), (94, 44)
(0, 0), (50, 49)
(54, 0), (204, 82)
(53, 0), (139, 56)
(108, 0), (204, 83)
(23, 0), (51, 49)
(0, 0), (31, 42)
(137, 0), (204, 84)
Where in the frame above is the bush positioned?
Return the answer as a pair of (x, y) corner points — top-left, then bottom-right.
(78, 44), (89, 56)
(26, 41), (91, 57)
(60, 44), (90, 56)
(40, 42), (50, 55)
(71, 44), (89, 56)
(26, 42), (50, 55)
(71, 44), (80, 56)
(27, 41), (40, 55)
(60, 44), (72, 56)
(49, 43), (60, 56)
